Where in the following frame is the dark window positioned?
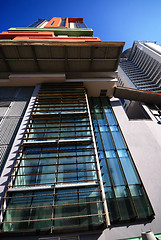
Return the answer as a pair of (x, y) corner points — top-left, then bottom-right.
(51, 21), (55, 26)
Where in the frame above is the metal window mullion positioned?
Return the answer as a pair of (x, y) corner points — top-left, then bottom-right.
(85, 94), (110, 227)
(34, 153), (41, 185)
(51, 186), (56, 233)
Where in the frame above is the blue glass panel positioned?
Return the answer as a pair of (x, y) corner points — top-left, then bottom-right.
(107, 157), (125, 186)
(42, 146), (57, 151)
(78, 170), (97, 181)
(99, 150), (104, 159)
(37, 173), (55, 184)
(41, 152), (57, 158)
(101, 131), (114, 150)
(97, 114), (106, 125)
(110, 126), (126, 149)
(39, 158), (57, 165)
(59, 157), (76, 164)
(38, 165), (56, 173)
(105, 150), (117, 158)
(78, 155), (95, 162)
(105, 109), (117, 125)
(117, 149), (128, 158)
(58, 164), (76, 172)
(78, 163), (96, 171)
(57, 172), (77, 183)
(17, 166), (38, 175)
(14, 175), (36, 186)
(120, 155), (140, 184)
(20, 159), (39, 167)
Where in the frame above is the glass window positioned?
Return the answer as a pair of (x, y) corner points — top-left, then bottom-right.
(114, 186), (136, 220)
(76, 21), (87, 28)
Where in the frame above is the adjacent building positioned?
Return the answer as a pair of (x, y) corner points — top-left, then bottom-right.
(118, 41), (161, 122)
(0, 19), (161, 240)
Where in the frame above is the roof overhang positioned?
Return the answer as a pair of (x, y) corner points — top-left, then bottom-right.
(0, 40), (124, 75)
(0, 41), (124, 97)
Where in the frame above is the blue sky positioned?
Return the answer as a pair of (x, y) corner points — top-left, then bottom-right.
(1, 0), (161, 51)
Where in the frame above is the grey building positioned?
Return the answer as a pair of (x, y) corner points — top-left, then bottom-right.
(0, 21), (161, 240)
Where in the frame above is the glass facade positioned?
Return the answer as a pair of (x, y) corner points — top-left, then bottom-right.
(89, 97), (154, 223)
(28, 19), (46, 28)
(1, 84), (154, 233)
(1, 83), (105, 233)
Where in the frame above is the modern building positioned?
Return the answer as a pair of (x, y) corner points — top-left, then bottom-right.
(118, 41), (161, 122)
(0, 18), (161, 240)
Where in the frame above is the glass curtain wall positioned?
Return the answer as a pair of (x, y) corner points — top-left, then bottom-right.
(1, 83), (105, 233)
(89, 97), (154, 223)
(28, 19), (46, 28)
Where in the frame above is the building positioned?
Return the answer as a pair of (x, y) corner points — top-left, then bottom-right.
(118, 41), (161, 122)
(0, 18), (161, 240)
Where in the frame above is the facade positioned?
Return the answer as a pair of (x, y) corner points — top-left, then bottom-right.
(118, 41), (161, 122)
(0, 18), (161, 240)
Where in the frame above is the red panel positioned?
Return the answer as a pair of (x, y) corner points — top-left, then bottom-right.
(44, 17), (62, 28)
(68, 17), (83, 23)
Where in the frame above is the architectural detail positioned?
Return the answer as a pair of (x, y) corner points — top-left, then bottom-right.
(118, 41), (161, 121)
(0, 19), (161, 240)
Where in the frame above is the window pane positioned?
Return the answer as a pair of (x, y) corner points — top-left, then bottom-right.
(129, 185), (153, 218)
(114, 186), (136, 220)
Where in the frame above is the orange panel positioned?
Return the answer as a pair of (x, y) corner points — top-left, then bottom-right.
(0, 32), (54, 40)
(44, 17), (62, 28)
